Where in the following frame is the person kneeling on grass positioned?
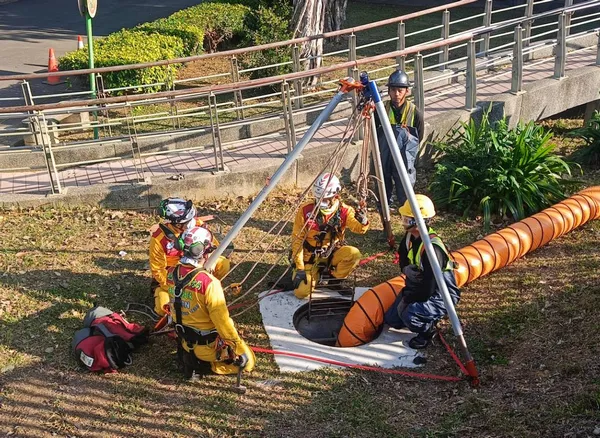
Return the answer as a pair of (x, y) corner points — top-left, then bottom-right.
(384, 195), (460, 349)
(166, 225), (255, 380)
(149, 197), (230, 317)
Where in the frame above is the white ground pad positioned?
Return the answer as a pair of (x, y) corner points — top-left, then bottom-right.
(258, 287), (423, 372)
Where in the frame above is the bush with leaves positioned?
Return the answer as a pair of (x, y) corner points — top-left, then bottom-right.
(136, 18), (205, 56)
(59, 30), (184, 94)
(430, 112), (577, 230)
(240, 6), (293, 79)
(169, 2), (251, 53)
(569, 110), (600, 164)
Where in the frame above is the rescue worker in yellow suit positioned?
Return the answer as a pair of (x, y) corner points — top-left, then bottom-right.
(149, 197), (230, 316)
(291, 173), (370, 299)
(166, 225), (255, 379)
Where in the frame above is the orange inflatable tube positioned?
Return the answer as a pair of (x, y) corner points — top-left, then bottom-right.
(337, 186), (600, 347)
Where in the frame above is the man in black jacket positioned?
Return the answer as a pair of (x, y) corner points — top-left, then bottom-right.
(384, 195), (460, 349)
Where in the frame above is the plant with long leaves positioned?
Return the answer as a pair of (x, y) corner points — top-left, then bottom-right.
(569, 110), (600, 164)
(430, 111), (578, 230)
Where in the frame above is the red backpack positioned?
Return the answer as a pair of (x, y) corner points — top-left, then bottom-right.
(72, 306), (149, 373)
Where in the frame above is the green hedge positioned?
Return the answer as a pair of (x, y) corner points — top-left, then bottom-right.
(136, 17), (205, 56)
(59, 1), (289, 92)
(58, 30), (184, 93)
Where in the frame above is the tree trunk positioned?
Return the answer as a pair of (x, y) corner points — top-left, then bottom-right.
(292, 0), (348, 87)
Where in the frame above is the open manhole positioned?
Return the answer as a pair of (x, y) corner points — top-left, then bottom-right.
(293, 297), (383, 346)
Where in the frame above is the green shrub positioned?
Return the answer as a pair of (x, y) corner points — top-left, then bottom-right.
(137, 17), (205, 55)
(430, 112), (577, 230)
(170, 2), (251, 52)
(59, 30), (184, 94)
(569, 110), (600, 164)
(240, 6), (293, 79)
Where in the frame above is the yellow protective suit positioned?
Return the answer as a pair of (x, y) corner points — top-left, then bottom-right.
(149, 219), (230, 316)
(291, 199), (369, 298)
(167, 263), (255, 375)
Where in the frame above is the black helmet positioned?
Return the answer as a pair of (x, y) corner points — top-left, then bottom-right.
(158, 197), (196, 224)
(386, 70), (410, 88)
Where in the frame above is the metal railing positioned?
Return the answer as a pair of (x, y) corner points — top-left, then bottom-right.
(0, 0), (599, 195)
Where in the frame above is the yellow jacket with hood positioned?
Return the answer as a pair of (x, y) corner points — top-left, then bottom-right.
(291, 199), (369, 270)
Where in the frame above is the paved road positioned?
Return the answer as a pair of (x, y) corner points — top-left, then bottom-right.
(0, 0), (204, 104)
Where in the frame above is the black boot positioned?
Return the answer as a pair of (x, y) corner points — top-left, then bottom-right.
(408, 329), (435, 350)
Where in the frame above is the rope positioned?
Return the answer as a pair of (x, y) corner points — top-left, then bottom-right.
(250, 346), (464, 382)
(358, 251), (387, 266)
(436, 329), (470, 376)
(224, 107), (365, 305)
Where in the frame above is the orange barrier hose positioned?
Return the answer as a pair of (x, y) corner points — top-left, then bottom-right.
(337, 187), (600, 347)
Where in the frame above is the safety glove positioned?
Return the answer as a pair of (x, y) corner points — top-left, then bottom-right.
(355, 208), (369, 225)
(292, 270), (308, 289)
(234, 353), (249, 369)
(402, 264), (422, 283)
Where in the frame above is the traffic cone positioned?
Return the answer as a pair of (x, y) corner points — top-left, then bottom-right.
(77, 35), (84, 50)
(45, 48), (62, 85)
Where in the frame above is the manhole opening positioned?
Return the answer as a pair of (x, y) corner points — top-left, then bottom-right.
(293, 297), (382, 347)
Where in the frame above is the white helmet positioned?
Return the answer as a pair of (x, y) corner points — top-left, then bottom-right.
(181, 226), (214, 259)
(159, 197), (196, 224)
(313, 173), (341, 199)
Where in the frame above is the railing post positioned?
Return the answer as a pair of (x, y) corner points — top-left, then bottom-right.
(396, 22), (406, 71)
(292, 45), (303, 109)
(597, 31), (600, 66)
(37, 112), (62, 194)
(281, 81), (295, 153)
(564, 0), (573, 37)
(480, 0), (492, 56)
(230, 56), (244, 120)
(96, 74), (114, 135)
(511, 25), (524, 94)
(554, 13), (567, 79)
(465, 39), (477, 110)
(286, 82), (296, 148)
(523, 0), (534, 61)
(413, 53), (425, 112)
(348, 33), (356, 78)
(439, 10), (450, 71)
(209, 93), (225, 172)
(20, 81), (39, 146)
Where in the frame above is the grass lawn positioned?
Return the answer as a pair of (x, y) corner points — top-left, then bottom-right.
(1, 118), (600, 437)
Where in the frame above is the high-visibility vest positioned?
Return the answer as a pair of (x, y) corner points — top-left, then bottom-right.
(406, 228), (455, 272)
(385, 100), (416, 128)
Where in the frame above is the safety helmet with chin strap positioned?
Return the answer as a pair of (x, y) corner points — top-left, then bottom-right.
(159, 197), (196, 224)
(181, 226), (214, 259)
(313, 173), (341, 200)
(399, 195), (436, 228)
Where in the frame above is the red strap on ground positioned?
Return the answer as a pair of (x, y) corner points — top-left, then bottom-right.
(358, 252), (387, 266)
(436, 330), (470, 376)
(250, 346), (463, 382)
